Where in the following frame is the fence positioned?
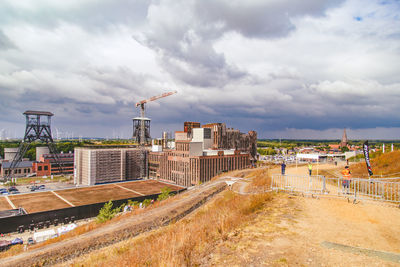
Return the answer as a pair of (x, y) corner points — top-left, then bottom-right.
(271, 174), (400, 204)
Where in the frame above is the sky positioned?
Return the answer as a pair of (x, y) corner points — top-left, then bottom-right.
(0, 0), (399, 140)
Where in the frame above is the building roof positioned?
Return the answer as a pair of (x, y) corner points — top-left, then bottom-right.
(132, 117), (151, 121)
(1, 161), (33, 169)
(23, 110), (54, 116)
(43, 153), (74, 159)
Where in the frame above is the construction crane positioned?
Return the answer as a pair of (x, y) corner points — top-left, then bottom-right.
(135, 90), (177, 145)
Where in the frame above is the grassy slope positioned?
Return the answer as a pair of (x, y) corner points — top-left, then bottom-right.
(69, 170), (273, 266)
(351, 151), (400, 178)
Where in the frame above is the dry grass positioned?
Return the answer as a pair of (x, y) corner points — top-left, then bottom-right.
(0, 244), (24, 259)
(248, 168), (272, 192)
(351, 151), (400, 178)
(71, 191), (273, 266)
(0, 192), (187, 259)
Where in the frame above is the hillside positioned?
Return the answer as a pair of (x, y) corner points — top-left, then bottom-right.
(63, 167), (400, 266)
(351, 151), (400, 178)
(2, 166), (400, 266)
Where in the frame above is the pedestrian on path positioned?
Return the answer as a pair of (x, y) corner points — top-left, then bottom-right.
(281, 161), (286, 175)
(308, 163), (313, 176)
(341, 165), (351, 194)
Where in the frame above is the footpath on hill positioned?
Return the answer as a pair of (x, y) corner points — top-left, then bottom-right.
(203, 164), (400, 266)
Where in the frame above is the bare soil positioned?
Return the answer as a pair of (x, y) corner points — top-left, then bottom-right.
(2, 180), (182, 212)
(0, 197), (12, 211)
(56, 184), (139, 206)
(120, 180), (183, 195)
(8, 192), (70, 213)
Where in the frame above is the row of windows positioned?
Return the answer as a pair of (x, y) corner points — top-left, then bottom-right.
(37, 166), (49, 171)
(4, 168), (31, 175)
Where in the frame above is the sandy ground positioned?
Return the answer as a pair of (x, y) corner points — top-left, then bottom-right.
(204, 164), (400, 266)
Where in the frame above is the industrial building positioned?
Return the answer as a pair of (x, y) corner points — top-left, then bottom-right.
(33, 152), (74, 176)
(74, 147), (148, 185)
(1, 161), (33, 178)
(1, 146), (74, 178)
(149, 122), (257, 187)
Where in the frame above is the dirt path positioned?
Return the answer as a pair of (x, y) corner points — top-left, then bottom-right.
(203, 192), (400, 266)
(203, 165), (400, 266)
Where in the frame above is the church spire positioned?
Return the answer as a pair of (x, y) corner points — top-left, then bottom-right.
(340, 128), (348, 148)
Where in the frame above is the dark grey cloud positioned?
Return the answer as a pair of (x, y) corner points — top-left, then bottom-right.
(0, 0), (399, 139)
(195, 0), (345, 38)
(137, 0), (345, 88)
(0, 30), (16, 50)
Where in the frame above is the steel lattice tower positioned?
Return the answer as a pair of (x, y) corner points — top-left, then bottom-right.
(5, 111), (64, 179)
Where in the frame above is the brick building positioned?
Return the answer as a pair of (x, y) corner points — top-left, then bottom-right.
(1, 161), (33, 178)
(149, 122), (256, 187)
(32, 152), (74, 176)
(74, 147), (148, 185)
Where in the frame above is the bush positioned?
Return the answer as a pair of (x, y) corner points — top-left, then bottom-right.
(96, 200), (121, 223)
(142, 199), (152, 207)
(157, 187), (174, 202)
(127, 200), (139, 207)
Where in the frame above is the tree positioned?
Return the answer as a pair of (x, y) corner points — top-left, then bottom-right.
(96, 200), (121, 223)
(341, 146), (349, 152)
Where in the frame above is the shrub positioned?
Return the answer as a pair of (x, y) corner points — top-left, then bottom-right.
(127, 200), (139, 207)
(142, 199), (152, 207)
(157, 187), (174, 202)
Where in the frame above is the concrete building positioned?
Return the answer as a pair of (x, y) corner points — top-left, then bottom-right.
(3, 148), (18, 161)
(149, 122), (256, 187)
(36, 147), (50, 162)
(74, 147), (148, 185)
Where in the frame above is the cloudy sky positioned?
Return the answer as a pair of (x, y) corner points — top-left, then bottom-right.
(0, 0), (399, 140)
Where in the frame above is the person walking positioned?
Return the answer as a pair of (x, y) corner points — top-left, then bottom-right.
(341, 165), (351, 194)
(281, 161), (286, 175)
(308, 162), (313, 176)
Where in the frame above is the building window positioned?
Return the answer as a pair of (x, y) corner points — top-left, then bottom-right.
(44, 166), (48, 171)
(24, 169), (27, 173)
(38, 166), (42, 171)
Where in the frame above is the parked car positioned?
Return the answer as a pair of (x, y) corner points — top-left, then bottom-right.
(11, 190), (20, 194)
(1, 191), (9, 195)
(38, 185), (46, 190)
(30, 185), (38, 191)
(8, 186), (18, 192)
(11, 238), (23, 245)
(27, 237), (35, 245)
(0, 188), (7, 193)
(0, 240), (11, 251)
